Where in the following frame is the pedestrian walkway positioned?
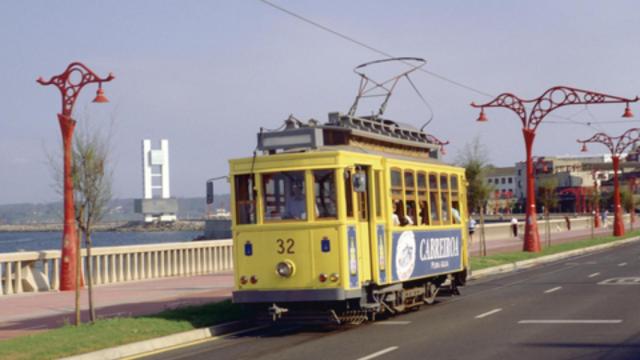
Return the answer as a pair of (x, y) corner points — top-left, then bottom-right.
(469, 225), (619, 256)
(0, 225), (630, 341)
(0, 273), (233, 340)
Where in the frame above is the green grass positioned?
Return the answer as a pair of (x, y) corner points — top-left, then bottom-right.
(471, 229), (640, 270)
(0, 300), (245, 360)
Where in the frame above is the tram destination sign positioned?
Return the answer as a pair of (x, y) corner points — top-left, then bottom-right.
(391, 229), (462, 281)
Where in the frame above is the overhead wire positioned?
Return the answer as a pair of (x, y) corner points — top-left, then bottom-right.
(258, 0), (494, 99)
(257, 0), (626, 133)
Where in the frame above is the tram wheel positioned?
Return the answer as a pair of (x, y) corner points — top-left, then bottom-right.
(424, 282), (438, 305)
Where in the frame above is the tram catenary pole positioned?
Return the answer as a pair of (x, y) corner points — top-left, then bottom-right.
(472, 86), (637, 252)
(578, 128), (640, 237)
(37, 63), (114, 291)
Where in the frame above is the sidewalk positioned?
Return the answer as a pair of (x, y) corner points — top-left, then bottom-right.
(0, 225), (627, 341)
(469, 225), (616, 256)
(0, 273), (233, 340)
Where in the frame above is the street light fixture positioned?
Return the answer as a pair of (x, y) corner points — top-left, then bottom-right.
(37, 62), (114, 291)
(472, 86), (638, 252)
(577, 128), (640, 237)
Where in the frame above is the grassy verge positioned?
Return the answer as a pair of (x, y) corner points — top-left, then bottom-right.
(471, 229), (640, 271)
(0, 300), (245, 360)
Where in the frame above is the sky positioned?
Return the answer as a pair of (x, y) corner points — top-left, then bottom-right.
(1, 1), (639, 205)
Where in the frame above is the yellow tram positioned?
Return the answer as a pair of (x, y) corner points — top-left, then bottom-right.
(229, 112), (469, 322)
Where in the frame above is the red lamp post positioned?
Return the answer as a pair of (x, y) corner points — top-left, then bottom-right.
(37, 63), (114, 291)
(590, 170), (601, 228)
(578, 128), (640, 237)
(630, 177), (637, 228)
(472, 86), (638, 252)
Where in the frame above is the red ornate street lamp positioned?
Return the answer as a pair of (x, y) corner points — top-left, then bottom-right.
(472, 86), (638, 252)
(577, 128), (640, 237)
(37, 63), (114, 291)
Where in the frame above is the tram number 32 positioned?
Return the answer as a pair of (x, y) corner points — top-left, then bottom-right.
(276, 238), (295, 254)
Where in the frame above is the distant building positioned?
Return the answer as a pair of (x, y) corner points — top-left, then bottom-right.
(486, 153), (640, 214)
(134, 139), (178, 223)
(484, 167), (516, 215)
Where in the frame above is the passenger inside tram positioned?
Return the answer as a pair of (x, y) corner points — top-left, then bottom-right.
(284, 181), (307, 220)
(392, 200), (413, 226)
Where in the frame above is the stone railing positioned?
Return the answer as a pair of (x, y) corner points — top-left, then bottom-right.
(0, 240), (233, 296)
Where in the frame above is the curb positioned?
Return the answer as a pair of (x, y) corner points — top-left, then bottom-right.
(61, 320), (251, 360)
(470, 235), (640, 280)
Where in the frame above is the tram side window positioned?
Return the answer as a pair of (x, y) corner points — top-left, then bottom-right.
(344, 169), (354, 218)
(440, 174), (450, 224)
(451, 175), (461, 224)
(313, 170), (337, 219)
(391, 169), (407, 226)
(235, 174), (256, 225)
(428, 173), (440, 225)
(417, 172), (429, 225)
(404, 171), (417, 225)
(263, 171), (307, 221)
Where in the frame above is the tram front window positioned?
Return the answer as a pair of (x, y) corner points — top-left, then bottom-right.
(263, 171), (307, 221)
(314, 170), (337, 219)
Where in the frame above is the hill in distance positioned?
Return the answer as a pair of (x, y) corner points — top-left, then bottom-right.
(0, 195), (231, 225)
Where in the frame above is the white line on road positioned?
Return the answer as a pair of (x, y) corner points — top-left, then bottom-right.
(618, 262), (628, 267)
(475, 308), (502, 319)
(588, 272), (601, 278)
(356, 346), (399, 360)
(544, 286), (562, 294)
(374, 321), (411, 326)
(518, 320), (622, 324)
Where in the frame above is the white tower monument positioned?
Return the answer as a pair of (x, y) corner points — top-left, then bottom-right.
(134, 139), (178, 222)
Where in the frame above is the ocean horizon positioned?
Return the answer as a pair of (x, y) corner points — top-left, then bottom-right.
(0, 231), (202, 253)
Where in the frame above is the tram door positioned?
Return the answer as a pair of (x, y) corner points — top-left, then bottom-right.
(354, 166), (372, 282)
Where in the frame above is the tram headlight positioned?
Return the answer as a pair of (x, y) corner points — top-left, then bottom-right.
(276, 261), (295, 278)
(240, 276), (248, 285)
(330, 273), (340, 282)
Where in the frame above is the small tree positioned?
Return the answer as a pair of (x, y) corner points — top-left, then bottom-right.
(538, 178), (558, 247)
(72, 122), (113, 323)
(456, 137), (493, 256)
(620, 188), (637, 230)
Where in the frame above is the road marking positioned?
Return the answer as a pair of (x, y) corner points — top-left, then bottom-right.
(518, 320), (622, 324)
(374, 321), (411, 326)
(544, 286), (562, 294)
(357, 346), (399, 360)
(618, 262), (627, 267)
(599, 277), (640, 285)
(475, 308), (502, 319)
(588, 272), (600, 278)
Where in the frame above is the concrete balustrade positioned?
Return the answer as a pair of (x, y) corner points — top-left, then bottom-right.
(0, 240), (232, 297)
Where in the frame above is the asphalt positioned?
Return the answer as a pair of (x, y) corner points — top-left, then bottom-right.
(142, 240), (640, 360)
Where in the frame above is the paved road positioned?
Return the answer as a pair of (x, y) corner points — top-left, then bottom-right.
(144, 241), (640, 360)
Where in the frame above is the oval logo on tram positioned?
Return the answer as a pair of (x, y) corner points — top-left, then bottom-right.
(395, 231), (416, 281)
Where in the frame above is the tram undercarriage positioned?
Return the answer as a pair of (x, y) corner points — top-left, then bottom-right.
(257, 270), (467, 325)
